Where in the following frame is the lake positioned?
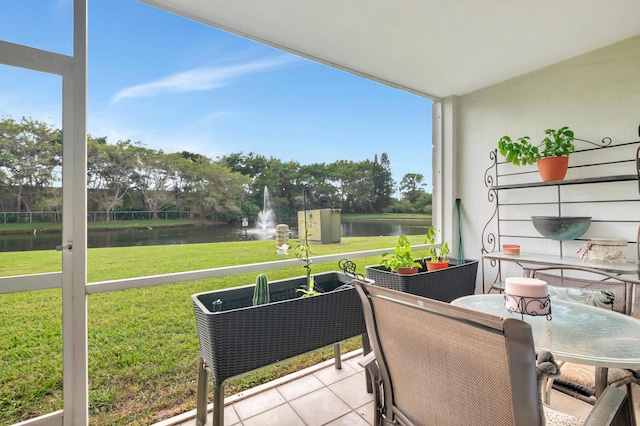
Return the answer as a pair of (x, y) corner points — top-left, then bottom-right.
(0, 219), (431, 252)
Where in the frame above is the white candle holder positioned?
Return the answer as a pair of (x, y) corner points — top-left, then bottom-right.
(504, 292), (552, 320)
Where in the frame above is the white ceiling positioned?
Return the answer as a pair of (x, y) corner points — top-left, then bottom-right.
(141, 0), (640, 100)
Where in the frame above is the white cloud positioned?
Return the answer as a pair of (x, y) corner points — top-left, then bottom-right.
(201, 111), (233, 124)
(88, 112), (225, 159)
(111, 56), (295, 104)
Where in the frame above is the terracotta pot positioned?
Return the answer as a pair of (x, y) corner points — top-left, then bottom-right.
(426, 261), (449, 271)
(537, 156), (569, 182)
(396, 266), (419, 275)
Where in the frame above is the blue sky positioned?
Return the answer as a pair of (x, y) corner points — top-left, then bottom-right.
(1, 0), (432, 190)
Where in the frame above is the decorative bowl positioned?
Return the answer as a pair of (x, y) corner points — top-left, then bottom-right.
(531, 216), (592, 241)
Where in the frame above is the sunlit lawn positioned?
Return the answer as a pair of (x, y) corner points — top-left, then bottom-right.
(0, 235), (429, 425)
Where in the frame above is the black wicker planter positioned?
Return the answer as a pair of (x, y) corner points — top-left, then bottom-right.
(192, 271), (370, 426)
(365, 259), (479, 302)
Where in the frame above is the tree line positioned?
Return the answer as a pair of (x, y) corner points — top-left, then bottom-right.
(0, 116), (431, 223)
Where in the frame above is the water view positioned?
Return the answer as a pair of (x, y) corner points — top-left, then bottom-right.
(0, 219), (431, 252)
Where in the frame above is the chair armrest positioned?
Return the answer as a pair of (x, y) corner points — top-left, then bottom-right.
(358, 351), (380, 382)
(583, 385), (633, 426)
(358, 351), (377, 371)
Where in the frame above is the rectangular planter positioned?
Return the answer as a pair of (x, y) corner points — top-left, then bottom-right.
(365, 259), (479, 302)
(192, 271), (370, 426)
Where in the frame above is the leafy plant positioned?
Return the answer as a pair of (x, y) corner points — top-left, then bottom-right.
(381, 235), (421, 271)
(498, 126), (575, 166)
(295, 219), (319, 297)
(425, 226), (450, 262)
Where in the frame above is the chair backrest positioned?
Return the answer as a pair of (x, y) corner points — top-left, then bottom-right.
(547, 285), (616, 311)
(353, 280), (542, 426)
(532, 271), (630, 315)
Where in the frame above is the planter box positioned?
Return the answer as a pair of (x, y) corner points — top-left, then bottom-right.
(192, 271), (370, 426)
(365, 259), (479, 302)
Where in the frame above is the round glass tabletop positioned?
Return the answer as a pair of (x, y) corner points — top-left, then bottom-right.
(453, 294), (640, 368)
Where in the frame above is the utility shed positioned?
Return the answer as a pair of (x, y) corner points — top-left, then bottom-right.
(298, 209), (341, 244)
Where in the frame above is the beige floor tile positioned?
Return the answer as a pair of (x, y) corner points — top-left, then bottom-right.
(242, 403), (305, 426)
(328, 373), (373, 409)
(355, 401), (376, 425)
(313, 362), (358, 386)
(343, 354), (366, 372)
(289, 387), (352, 426)
(277, 373), (326, 401)
(231, 388), (286, 420)
(325, 411), (371, 426)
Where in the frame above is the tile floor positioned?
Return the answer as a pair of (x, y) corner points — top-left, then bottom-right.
(153, 349), (640, 426)
(153, 350), (372, 426)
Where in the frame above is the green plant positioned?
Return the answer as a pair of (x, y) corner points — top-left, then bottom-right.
(498, 126), (575, 166)
(381, 235), (421, 271)
(425, 227), (450, 262)
(295, 219), (319, 297)
(252, 274), (270, 305)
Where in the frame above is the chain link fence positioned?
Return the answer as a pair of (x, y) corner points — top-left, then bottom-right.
(1, 211), (201, 224)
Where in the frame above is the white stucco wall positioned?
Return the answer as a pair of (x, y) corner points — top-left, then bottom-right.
(445, 34), (640, 293)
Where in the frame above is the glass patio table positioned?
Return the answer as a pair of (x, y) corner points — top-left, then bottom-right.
(452, 294), (640, 398)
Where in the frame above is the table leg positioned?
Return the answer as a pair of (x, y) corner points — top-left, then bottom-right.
(595, 366), (608, 398)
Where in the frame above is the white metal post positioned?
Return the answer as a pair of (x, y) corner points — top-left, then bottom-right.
(432, 96), (458, 248)
(61, 0), (88, 424)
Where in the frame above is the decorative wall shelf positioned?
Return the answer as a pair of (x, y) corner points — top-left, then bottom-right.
(489, 174), (637, 191)
(481, 127), (640, 294)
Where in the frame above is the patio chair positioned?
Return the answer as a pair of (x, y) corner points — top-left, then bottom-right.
(352, 279), (633, 426)
(532, 271), (630, 315)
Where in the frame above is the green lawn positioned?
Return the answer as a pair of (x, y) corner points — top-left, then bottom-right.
(0, 235), (429, 425)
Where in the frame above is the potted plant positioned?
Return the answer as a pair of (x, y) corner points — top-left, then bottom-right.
(365, 234), (479, 303)
(294, 218), (320, 296)
(380, 235), (421, 275)
(424, 226), (450, 271)
(497, 126), (575, 181)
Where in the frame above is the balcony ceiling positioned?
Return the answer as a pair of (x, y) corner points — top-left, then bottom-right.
(141, 0), (640, 100)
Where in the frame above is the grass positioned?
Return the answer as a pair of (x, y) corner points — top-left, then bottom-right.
(0, 235), (430, 425)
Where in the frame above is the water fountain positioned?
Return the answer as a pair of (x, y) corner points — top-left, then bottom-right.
(254, 186), (276, 239)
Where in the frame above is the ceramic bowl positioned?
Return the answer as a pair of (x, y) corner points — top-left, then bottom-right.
(531, 216), (592, 241)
